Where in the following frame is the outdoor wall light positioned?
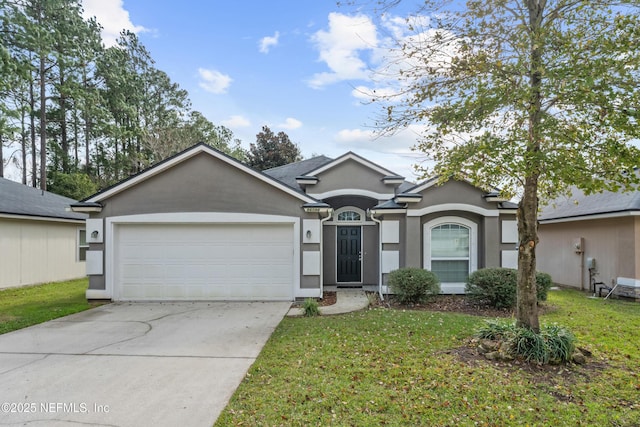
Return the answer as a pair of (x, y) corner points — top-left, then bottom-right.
(306, 230), (312, 239)
(91, 230), (99, 239)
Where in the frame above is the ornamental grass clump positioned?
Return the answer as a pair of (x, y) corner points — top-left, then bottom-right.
(302, 298), (320, 317)
(476, 320), (576, 365)
(388, 268), (440, 304)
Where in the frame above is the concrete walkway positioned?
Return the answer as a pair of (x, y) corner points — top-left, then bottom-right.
(287, 289), (370, 316)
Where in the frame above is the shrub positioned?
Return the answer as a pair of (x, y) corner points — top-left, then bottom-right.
(302, 298), (320, 317)
(465, 268), (553, 309)
(388, 268), (440, 304)
(475, 321), (576, 364)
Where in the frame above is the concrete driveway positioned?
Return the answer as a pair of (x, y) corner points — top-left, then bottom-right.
(0, 301), (290, 427)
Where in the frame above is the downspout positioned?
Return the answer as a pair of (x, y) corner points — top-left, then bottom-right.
(320, 209), (333, 297)
(369, 210), (384, 301)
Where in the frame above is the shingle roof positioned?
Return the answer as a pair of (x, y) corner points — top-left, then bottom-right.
(0, 177), (87, 221)
(539, 186), (640, 221)
(263, 156), (333, 189)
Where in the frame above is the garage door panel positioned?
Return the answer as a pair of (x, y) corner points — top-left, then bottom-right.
(114, 223), (294, 301)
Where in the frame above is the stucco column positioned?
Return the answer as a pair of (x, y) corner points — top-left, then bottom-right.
(405, 216), (421, 268)
(483, 216), (500, 268)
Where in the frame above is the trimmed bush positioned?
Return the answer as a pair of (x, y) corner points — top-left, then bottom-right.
(465, 268), (553, 309)
(388, 268), (440, 304)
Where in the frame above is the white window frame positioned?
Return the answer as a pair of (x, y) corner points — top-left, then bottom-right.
(77, 228), (88, 262)
(423, 217), (477, 284)
(332, 206), (367, 225)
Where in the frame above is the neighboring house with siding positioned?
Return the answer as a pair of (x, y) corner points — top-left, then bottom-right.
(71, 143), (518, 301)
(538, 187), (640, 299)
(0, 177), (87, 289)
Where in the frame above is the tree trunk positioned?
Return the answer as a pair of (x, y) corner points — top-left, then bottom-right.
(21, 107), (27, 185)
(516, 0), (546, 333)
(39, 54), (47, 191)
(0, 134), (4, 178)
(517, 178), (540, 332)
(30, 70), (37, 187)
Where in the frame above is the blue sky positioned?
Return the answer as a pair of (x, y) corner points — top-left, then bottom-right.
(81, 0), (429, 181)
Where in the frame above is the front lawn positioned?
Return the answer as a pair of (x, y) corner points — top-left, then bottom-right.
(215, 289), (640, 426)
(0, 278), (96, 334)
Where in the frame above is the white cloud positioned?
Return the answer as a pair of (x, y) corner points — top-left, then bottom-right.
(259, 31), (280, 54)
(81, 0), (148, 48)
(308, 13), (378, 89)
(278, 117), (303, 130)
(335, 128), (375, 143)
(222, 115), (251, 128)
(198, 68), (233, 94)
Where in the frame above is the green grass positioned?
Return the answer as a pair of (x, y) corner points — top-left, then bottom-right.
(0, 278), (97, 334)
(215, 289), (640, 426)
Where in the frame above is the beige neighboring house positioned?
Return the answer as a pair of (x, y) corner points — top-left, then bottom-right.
(0, 177), (88, 289)
(538, 187), (640, 300)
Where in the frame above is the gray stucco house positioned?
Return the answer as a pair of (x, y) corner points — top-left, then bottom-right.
(71, 143), (518, 301)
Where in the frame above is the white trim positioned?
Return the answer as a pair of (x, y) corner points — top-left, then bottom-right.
(306, 152), (397, 177)
(69, 205), (102, 213)
(86, 250), (103, 275)
(424, 216), (478, 285)
(539, 210), (640, 224)
(303, 251), (321, 276)
(408, 203), (499, 217)
(105, 212), (301, 301)
(86, 289), (110, 300)
(308, 188), (395, 200)
(617, 277), (640, 288)
(295, 288), (323, 298)
(381, 250), (399, 274)
(381, 221), (400, 243)
(501, 220), (518, 243)
(85, 144), (316, 204)
(369, 209), (407, 215)
(0, 213), (85, 224)
(408, 179), (439, 194)
(331, 206), (367, 224)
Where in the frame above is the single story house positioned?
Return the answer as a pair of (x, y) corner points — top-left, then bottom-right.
(71, 143), (519, 301)
(0, 177), (87, 288)
(538, 187), (640, 299)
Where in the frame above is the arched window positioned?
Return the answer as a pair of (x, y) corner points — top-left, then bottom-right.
(424, 217), (477, 292)
(337, 210), (361, 222)
(430, 224), (470, 282)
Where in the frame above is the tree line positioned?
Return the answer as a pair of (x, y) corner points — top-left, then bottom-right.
(0, 0), (301, 199)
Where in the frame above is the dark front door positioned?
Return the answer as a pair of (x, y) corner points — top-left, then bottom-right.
(337, 226), (361, 283)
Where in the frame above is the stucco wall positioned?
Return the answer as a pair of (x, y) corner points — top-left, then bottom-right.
(0, 217), (86, 288)
(310, 159), (395, 196)
(538, 217), (637, 290)
(94, 153), (309, 219)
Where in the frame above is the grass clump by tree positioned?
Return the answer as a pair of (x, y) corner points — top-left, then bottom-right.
(388, 267), (440, 304)
(466, 268), (552, 309)
(476, 319), (576, 364)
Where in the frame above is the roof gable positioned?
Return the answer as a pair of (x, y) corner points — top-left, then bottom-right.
(0, 177), (86, 221)
(84, 143), (317, 204)
(305, 151), (400, 177)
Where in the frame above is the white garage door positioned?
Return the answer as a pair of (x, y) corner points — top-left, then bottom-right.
(114, 223), (294, 301)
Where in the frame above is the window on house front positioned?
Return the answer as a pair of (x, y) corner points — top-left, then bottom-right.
(78, 229), (88, 262)
(430, 223), (470, 282)
(337, 210), (361, 222)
